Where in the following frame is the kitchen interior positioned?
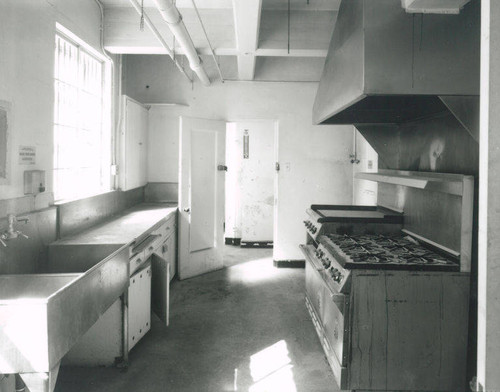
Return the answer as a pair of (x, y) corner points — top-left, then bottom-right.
(0, 0), (499, 391)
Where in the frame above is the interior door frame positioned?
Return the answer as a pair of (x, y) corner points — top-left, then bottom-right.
(224, 118), (279, 247)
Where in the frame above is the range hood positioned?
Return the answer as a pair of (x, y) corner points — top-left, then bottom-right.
(313, 0), (480, 127)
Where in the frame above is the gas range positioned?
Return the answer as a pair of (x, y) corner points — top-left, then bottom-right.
(320, 233), (459, 272)
(304, 205), (403, 242)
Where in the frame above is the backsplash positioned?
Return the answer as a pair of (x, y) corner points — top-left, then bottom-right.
(0, 187), (145, 274)
(356, 112), (479, 175)
(0, 207), (57, 274)
(57, 187), (144, 239)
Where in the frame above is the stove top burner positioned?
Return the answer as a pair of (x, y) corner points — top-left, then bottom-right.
(322, 234), (458, 271)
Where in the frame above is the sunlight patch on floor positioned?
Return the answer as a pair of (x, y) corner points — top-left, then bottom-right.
(228, 257), (280, 284)
(248, 340), (297, 392)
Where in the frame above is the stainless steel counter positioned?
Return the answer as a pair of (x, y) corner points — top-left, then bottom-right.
(51, 203), (177, 247)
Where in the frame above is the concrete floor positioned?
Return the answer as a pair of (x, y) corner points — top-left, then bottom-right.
(55, 246), (337, 392)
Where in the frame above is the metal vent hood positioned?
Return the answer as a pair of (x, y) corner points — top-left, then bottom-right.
(313, 0), (479, 127)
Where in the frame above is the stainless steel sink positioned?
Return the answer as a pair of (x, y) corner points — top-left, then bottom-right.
(0, 273), (80, 302)
(0, 245), (129, 392)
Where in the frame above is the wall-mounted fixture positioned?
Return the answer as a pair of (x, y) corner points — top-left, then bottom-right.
(243, 130), (249, 159)
(350, 129), (360, 164)
(24, 170), (45, 195)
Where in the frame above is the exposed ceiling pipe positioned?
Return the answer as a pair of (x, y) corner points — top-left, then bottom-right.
(190, 0), (224, 82)
(128, 0), (193, 83)
(153, 0), (211, 86)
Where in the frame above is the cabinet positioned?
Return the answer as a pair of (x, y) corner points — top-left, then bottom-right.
(128, 262), (152, 350)
(53, 207), (178, 366)
(119, 95), (148, 191)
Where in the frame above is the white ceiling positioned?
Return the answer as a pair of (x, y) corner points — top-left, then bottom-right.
(100, 0), (341, 82)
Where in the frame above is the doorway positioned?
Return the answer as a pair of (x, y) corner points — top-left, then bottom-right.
(225, 120), (277, 249)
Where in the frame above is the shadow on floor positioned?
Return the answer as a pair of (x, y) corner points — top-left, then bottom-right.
(55, 248), (337, 392)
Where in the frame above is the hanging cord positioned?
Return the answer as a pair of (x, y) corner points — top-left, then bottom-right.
(288, 0), (291, 54)
(140, 0), (145, 31)
(173, 0), (176, 60)
(411, 13), (415, 88)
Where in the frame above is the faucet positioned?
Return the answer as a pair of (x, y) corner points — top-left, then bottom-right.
(0, 214), (29, 247)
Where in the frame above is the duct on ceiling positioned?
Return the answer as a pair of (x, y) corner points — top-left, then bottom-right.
(153, 0), (211, 86)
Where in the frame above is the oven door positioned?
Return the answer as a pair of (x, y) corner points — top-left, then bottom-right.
(322, 289), (350, 388)
(302, 245), (325, 320)
(301, 245), (349, 389)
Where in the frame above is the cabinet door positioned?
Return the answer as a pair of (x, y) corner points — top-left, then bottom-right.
(165, 231), (176, 280)
(120, 95), (148, 191)
(128, 262), (151, 350)
(151, 252), (170, 326)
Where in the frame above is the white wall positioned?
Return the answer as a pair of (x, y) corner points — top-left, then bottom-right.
(127, 55), (354, 261)
(0, 0), (114, 205)
(352, 129), (378, 205)
(226, 121), (275, 242)
(147, 107), (179, 183)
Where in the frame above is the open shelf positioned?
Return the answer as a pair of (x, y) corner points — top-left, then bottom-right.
(355, 170), (472, 196)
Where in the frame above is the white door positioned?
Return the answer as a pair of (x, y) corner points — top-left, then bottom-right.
(179, 116), (226, 280)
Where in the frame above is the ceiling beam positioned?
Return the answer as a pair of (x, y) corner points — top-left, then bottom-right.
(105, 45), (328, 58)
(255, 48), (327, 57)
(105, 45), (238, 55)
(232, 0), (262, 80)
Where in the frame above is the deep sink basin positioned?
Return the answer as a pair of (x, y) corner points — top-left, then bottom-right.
(0, 245), (129, 392)
(0, 273), (80, 302)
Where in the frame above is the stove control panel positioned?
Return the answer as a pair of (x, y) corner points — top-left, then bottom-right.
(314, 244), (350, 293)
(304, 219), (321, 240)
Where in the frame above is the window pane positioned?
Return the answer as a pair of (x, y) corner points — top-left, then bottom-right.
(53, 31), (110, 201)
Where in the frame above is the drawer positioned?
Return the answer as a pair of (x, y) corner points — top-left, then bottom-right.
(129, 250), (145, 275)
(144, 234), (162, 260)
(154, 215), (176, 239)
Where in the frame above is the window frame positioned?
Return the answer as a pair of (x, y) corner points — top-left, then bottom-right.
(53, 23), (113, 203)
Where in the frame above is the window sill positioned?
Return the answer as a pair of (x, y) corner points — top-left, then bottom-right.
(53, 189), (116, 206)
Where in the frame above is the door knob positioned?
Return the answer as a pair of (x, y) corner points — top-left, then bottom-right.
(183, 207), (191, 213)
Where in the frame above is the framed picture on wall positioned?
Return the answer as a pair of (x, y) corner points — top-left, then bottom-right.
(0, 100), (12, 185)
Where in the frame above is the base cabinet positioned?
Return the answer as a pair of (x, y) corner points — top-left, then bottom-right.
(60, 212), (177, 366)
(128, 263), (152, 350)
(63, 264), (153, 366)
(305, 255), (471, 391)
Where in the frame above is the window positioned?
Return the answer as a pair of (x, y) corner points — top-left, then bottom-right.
(53, 25), (111, 201)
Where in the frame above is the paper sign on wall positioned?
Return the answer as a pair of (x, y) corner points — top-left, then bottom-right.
(19, 146), (36, 165)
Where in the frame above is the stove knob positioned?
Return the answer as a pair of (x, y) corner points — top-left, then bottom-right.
(303, 220), (308, 226)
(311, 227), (317, 234)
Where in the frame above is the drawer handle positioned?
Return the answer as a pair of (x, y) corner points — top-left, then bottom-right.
(136, 258), (142, 264)
(148, 246), (154, 251)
